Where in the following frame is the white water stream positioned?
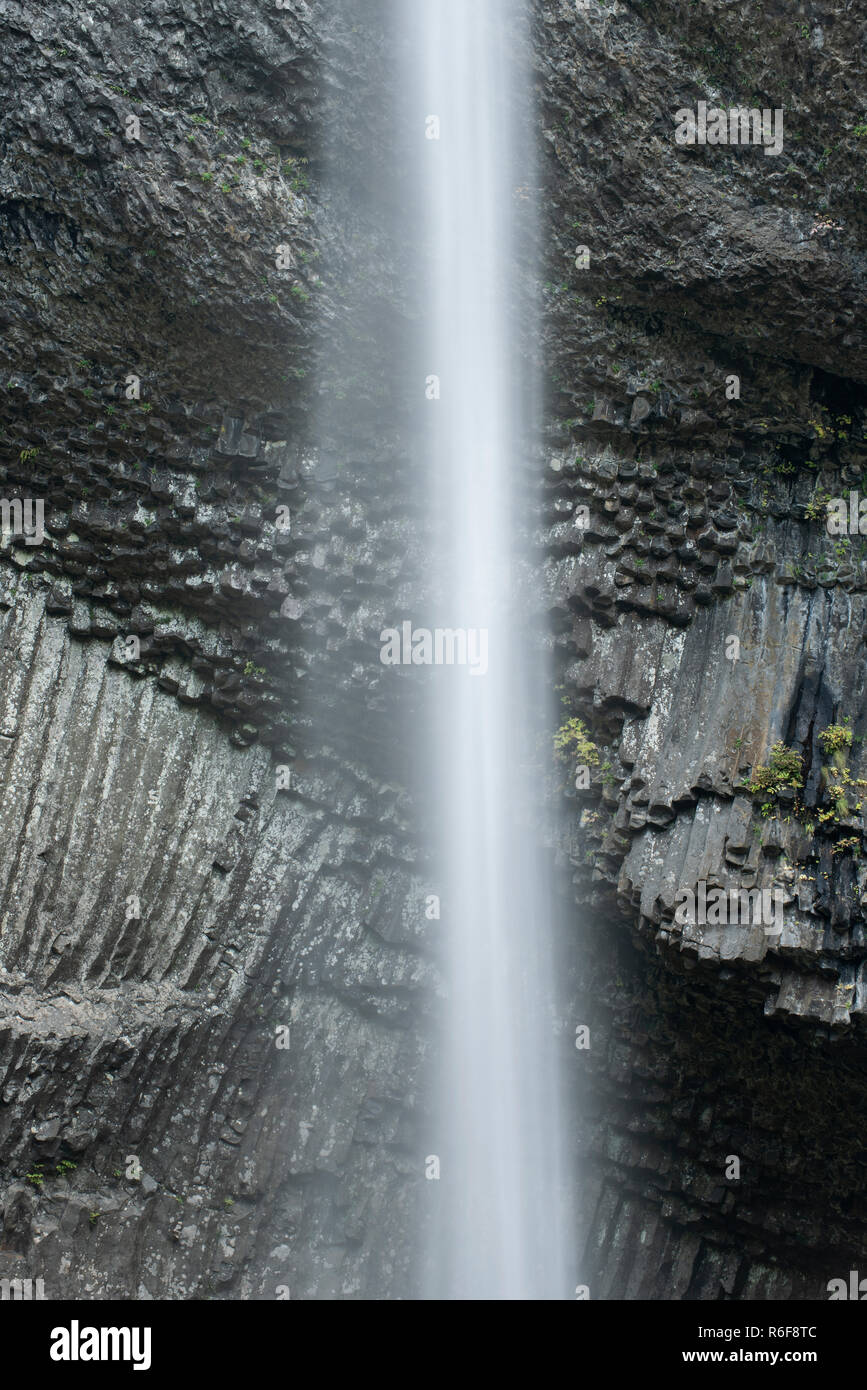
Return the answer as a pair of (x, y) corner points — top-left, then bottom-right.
(399, 0), (570, 1300)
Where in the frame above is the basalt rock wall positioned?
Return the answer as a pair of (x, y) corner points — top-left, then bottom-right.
(0, 0), (432, 1301)
(0, 0), (866, 1300)
(538, 0), (867, 1298)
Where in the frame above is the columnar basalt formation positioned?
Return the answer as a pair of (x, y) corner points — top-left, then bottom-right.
(0, 0), (865, 1299)
(538, 0), (867, 1297)
(0, 0), (431, 1300)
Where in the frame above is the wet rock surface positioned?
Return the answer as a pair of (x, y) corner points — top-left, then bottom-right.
(539, 0), (867, 1296)
(0, 0), (866, 1299)
(0, 0), (431, 1300)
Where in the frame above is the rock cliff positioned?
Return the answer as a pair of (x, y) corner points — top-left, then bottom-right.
(0, 0), (865, 1299)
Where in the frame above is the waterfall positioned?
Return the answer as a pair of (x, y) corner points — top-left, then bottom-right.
(397, 0), (571, 1300)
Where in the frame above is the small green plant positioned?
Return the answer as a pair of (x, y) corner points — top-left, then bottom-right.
(55, 1160), (77, 1174)
(804, 489), (832, 521)
(832, 836), (860, 856)
(819, 721), (855, 820)
(244, 660), (267, 677)
(554, 717), (600, 767)
(819, 722), (853, 754)
(747, 742), (804, 816)
(89, 1211), (100, 1225)
(26, 1169), (45, 1189)
(19, 447), (39, 463)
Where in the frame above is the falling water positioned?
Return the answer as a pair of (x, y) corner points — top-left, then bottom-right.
(398, 0), (571, 1299)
